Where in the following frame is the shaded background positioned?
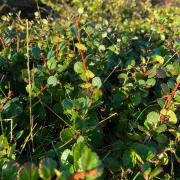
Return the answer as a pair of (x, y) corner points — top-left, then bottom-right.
(0, 0), (180, 19)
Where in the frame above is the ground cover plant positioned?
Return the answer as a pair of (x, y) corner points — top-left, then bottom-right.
(0, 0), (180, 179)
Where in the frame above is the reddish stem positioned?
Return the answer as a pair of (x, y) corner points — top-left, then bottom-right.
(0, 37), (6, 48)
(76, 15), (89, 84)
(165, 81), (180, 109)
(35, 84), (48, 97)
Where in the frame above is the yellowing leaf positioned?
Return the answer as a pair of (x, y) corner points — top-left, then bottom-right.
(160, 109), (168, 116)
(167, 110), (177, 124)
(107, 45), (116, 52)
(75, 43), (87, 51)
(86, 70), (95, 79)
(160, 109), (177, 124)
(80, 83), (92, 89)
(152, 55), (164, 64)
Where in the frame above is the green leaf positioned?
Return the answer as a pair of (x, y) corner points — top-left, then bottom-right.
(156, 68), (166, 78)
(74, 61), (84, 74)
(174, 90), (180, 102)
(73, 143), (86, 171)
(172, 61), (180, 75)
(60, 128), (75, 142)
(78, 7), (84, 14)
(104, 157), (121, 171)
(73, 97), (91, 110)
(119, 73), (128, 83)
(80, 83), (92, 89)
(156, 134), (168, 144)
(72, 143), (103, 179)
(2, 101), (23, 117)
(85, 26), (94, 34)
(152, 55), (164, 64)
(0, 47), (10, 57)
(132, 92), (141, 106)
(158, 152), (169, 165)
(61, 149), (73, 169)
(157, 98), (166, 108)
(81, 147), (102, 171)
(75, 43), (87, 51)
(99, 45), (106, 51)
(32, 47), (40, 59)
(177, 75), (180, 83)
(39, 158), (57, 180)
(122, 150), (136, 168)
(47, 76), (58, 86)
(86, 70), (95, 79)
(132, 143), (156, 161)
(167, 110), (177, 125)
(146, 78), (156, 87)
(146, 111), (160, 126)
(142, 162), (151, 176)
(149, 167), (163, 179)
(70, 26), (78, 38)
(63, 99), (73, 109)
(108, 45), (116, 52)
(92, 77), (102, 89)
(92, 89), (102, 101)
(161, 83), (170, 95)
(167, 80), (175, 89)
(47, 59), (57, 70)
(54, 24), (65, 34)
(155, 124), (167, 133)
(161, 109), (177, 125)
(2, 161), (19, 180)
(47, 50), (55, 60)
(0, 135), (8, 150)
(53, 103), (63, 114)
(18, 163), (39, 180)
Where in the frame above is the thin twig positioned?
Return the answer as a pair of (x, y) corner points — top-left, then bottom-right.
(26, 20), (34, 152)
(39, 99), (75, 131)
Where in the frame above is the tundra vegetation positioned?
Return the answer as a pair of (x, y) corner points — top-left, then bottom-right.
(0, 0), (180, 179)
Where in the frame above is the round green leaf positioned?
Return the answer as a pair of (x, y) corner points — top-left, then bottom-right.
(156, 134), (168, 144)
(61, 149), (73, 167)
(63, 98), (73, 109)
(78, 7), (84, 14)
(146, 111), (160, 126)
(32, 47), (40, 59)
(92, 77), (102, 89)
(47, 76), (58, 86)
(99, 45), (106, 52)
(74, 61), (84, 74)
(2, 161), (19, 180)
(60, 128), (75, 142)
(39, 158), (57, 180)
(155, 124), (167, 133)
(167, 110), (177, 125)
(161, 83), (170, 95)
(146, 78), (156, 87)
